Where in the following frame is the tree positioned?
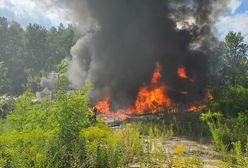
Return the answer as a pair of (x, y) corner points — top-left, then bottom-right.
(0, 18), (78, 95)
(25, 24), (49, 74)
(6, 22), (26, 94)
(0, 61), (9, 94)
(0, 17), (8, 62)
(222, 32), (248, 87)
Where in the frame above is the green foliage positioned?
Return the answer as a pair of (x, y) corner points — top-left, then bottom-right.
(203, 85), (248, 150)
(210, 85), (248, 117)
(0, 17), (79, 95)
(222, 32), (248, 87)
(0, 95), (16, 119)
(80, 123), (144, 168)
(0, 87), (93, 168)
(201, 111), (228, 154)
(0, 61), (9, 94)
(168, 155), (203, 168)
(25, 69), (45, 92)
(56, 59), (69, 90)
(201, 111), (248, 167)
(218, 137), (248, 168)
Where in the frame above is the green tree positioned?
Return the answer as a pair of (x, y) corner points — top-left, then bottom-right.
(25, 24), (49, 74)
(46, 24), (78, 70)
(6, 22), (26, 94)
(222, 32), (248, 87)
(0, 17), (8, 62)
(0, 18), (78, 95)
(0, 61), (9, 93)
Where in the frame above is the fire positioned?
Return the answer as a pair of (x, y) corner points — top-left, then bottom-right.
(177, 66), (188, 79)
(135, 62), (171, 113)
(151, 62), (161, 84)
(95, 96), (110, 113)
(95, 62), (171, 116)
(94, 62), (210, 120)
(187, 105), (207, 112)
(135, 86), (170, 113)
(95, 97), (129, 120)
(188, 106), (197, 112)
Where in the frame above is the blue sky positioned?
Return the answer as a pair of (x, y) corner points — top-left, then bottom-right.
(216, 0), (248, 41)
(234, 0), (248, 14)
(0, 0), (248, 41)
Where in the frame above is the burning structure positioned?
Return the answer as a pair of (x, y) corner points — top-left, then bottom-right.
(41, 0), (227, 119)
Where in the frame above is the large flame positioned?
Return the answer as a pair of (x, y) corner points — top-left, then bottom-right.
(96, 96), (110, 113)
(135, 63), (170, 113)
(135, 85), (170, 114)
(95, 62), (171, 116)
(94, 62), (210, 119)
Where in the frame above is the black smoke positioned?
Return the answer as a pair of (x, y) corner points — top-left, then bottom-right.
(51, 0), (227, 109)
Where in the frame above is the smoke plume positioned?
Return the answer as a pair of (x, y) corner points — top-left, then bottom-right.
(42, 0), (228, 109)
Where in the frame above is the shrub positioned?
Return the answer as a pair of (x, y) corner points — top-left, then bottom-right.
(80, 123), (144, 168)
(0, 95), (16, 119)
(0, 87), (93, 168)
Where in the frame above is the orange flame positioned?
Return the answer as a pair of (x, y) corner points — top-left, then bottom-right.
(95, 62), (171, 117)
(95, 96), (110, 113)
(187, 105), (207, 112)
(95, 64), (212, 118)
(135, 62), (171, 113)
(177, 66), (188, 79)
(135, 86), (170, 114)
(151, 62), (161, 84)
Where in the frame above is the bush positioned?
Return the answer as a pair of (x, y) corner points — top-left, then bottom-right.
(209, 85), (248, 117)
(0, 88), (93, 168)
(80, 123), (144, 168)
(0, 95), (16, 118)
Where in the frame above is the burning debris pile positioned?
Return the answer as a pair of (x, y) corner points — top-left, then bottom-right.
(94, 62), (213, 120)
(42, 0), (227, 119)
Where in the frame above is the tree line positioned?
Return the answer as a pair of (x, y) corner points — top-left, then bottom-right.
(0, 17), (79, 95)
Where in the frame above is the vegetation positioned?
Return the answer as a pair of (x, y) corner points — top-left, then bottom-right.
(200, 32), (248, 167)
(0, 17), (79, 95)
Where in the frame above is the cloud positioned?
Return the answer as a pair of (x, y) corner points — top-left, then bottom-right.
(216, 10), (248, 42)
(0, 0), (69, 27)
(228, 0), (242, 14)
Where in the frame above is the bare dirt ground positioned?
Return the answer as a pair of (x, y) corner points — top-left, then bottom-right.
(129, 136), (222, 168)
(164, 137), (222, 168)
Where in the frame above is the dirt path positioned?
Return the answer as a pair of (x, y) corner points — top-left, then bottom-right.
(164, 137), (222, 168)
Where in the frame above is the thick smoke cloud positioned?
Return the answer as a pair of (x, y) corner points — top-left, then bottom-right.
(42, 0), (228, 109)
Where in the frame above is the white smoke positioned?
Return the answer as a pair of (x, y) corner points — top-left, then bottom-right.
(35, 72), (58, 102)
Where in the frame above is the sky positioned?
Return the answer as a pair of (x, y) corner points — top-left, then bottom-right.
(0, 0), (248, 41)
(216, 0), (248, 41)
(0, 0), (69, 28)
